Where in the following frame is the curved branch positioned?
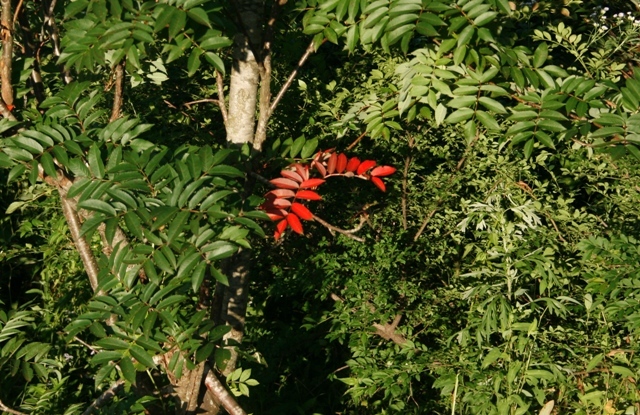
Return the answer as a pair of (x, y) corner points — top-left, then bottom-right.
(312, 214), (367, 242)
(0, 400), (28, 415)
(81, 380), (125, 415)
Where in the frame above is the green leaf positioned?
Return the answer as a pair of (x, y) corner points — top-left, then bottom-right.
(209, 165), (244, 178)
(40, 152), (58, 178)
(445, 108), (474, 123)
(91, 351), (123, 365)
(478, 97), (507, 114)
(187, 7), (211, 27)
(129, 345), (156, 368)
(166, 211), (190, 245)
(290, 136), (306, 158)
(187, 48), (203, 77)
(78, 199), (117, 217)
(473, 11), (497, 27)
(88, 144), (105, 179)
(300, 138), (319, 159)
(200, 36), (232, 50)
(119, 357), (136, 385)
(96, 337), (130, 350)
(533, 42), (548, 68)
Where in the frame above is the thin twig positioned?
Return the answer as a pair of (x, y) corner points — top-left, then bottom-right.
(215, 70), (228, 126)
(401, 136), (414, 230)
(312, 214), (366, 242)
(269, 40), (317, 115)
(413, 205), (440, 242)
(0, 400), (28, 415)
(81, 380), (125, 415)
(11, 0), (22, 27)
(346, 130), (367, 151)
(183, 98), (220, 108)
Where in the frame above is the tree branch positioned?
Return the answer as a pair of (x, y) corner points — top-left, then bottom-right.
(44, 0), (72, 84)
(109, 62), (124, 122)
(401, 136), (414, 230)
(81, 380), (125, 415)
(1, 0), (14, 107)
(312, 214), (367, 242)
(372, 314), (407, 346)
(0, 400), (28, 415)
(269, 40), (317, 115)
(216, 70), (228, 126)
(203, 365), (247, 415)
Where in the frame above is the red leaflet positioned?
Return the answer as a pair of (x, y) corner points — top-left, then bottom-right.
(265, 209), (287, 221)
(300, 178), (325, 189)
(275, 219), (288, 239)
(295, 190), (322, 201)
(291, 202), (313, 220)
(313, 160), (327, 177)
(336, 153), (347, 173)
(346, 157), (361, 172)
(273, 198), (292, 208)
(371, 176), (386, 192)
(287, 213), (304, 234)
(357, 160), (377, 175)
(267, 189), (296, 199)
(294, 164), (309, 181)
(327, 152), (338, 174)
(270, 177), (299, 189)
(281, 169), (304, 183)
(370, 166), (396, 177)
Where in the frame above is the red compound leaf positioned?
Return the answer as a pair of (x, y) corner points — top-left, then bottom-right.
(336, 153), (348, 173)
(346, 157), (361, 173)
(371, 166), (397, 177)
(287, 213), (304, 234)
(266, 189), (296, 199)
(295, 190), (322, 201)
(291, 202), (313, 220)
(270, 177), (299, 189)
(357, 160), (377, 175)
(327, 152), (338, 174)
(371, 176), (386, 192)
(300, 178), (325, 189)
(281, 169), (304, 183)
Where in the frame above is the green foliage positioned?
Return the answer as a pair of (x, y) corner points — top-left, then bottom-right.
(2, 0), (640, 414)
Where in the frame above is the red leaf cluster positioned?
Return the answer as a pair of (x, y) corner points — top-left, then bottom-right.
(260, 150), (396, 239)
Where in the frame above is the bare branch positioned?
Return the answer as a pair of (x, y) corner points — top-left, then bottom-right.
(11, 0), (23, 27)
(203, 366), (247, 415)
(346, 130), (367, 151)
(81, 380), (125, 415)
(373, 314), (407, 346)
(0, 96), (16, 120)
(109, 62), (124, 122)
(269, 40), (317, 115)
(401, 136), (414, 230)
(0, 400), (28, 415)
(43, 172), (101, 291)
(413, 205), (439, 242)
(44, 0), (72, 84)
(215, 70), (228, 126)
(312, 214), (367, 242)
(183, 98), (220, 108)
(1, 0), (14, 106)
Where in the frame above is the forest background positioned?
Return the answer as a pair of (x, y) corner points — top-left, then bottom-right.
(2, 0), (640, 414)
